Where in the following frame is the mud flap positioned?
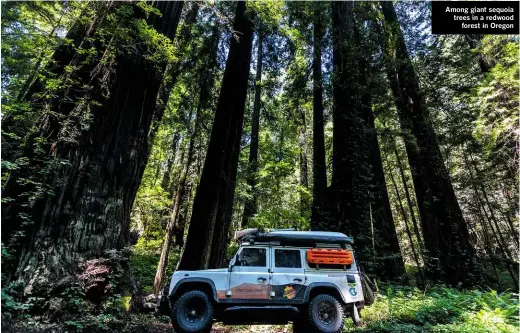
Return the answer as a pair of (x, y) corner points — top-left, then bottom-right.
(358, 267), (376, 306)
(156, 284), (171, 316)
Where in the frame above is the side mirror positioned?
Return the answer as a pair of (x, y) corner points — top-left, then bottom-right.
(228, 254), (237, 272)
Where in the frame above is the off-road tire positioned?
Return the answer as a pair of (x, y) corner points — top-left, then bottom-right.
(308, 294), (345, 333)
(171, 290), (214, 333)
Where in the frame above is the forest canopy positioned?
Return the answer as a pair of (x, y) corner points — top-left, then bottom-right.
(1, 1), (518, 332)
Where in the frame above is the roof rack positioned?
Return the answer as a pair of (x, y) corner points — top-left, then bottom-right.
(234, 229), (354, 246)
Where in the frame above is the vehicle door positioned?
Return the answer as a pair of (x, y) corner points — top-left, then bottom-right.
(228, 246), (271, 301)
(269, 247), (306, 302)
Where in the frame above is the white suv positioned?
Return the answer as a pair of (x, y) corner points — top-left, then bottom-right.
(157, 230), (375, 333)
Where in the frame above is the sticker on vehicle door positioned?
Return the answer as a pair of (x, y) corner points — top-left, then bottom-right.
(283, 285), (297, 299)
(349, 287), (357, 296)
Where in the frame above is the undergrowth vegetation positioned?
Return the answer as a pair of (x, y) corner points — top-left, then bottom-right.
(345, 285), (519, 333)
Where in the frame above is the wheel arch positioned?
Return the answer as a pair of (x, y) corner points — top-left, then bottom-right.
(304, 283), (347, 304)
(170, 278), (218, 303)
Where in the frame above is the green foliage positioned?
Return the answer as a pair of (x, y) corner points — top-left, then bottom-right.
(131, 239), (181, 293)
(1, 282), (32, 321)
(345, 285), (519, 333)
(473, 36), (519, 163)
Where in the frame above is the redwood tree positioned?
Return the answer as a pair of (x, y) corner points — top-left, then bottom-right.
(2, 2), (184, 294)
(380, 1), (478, 286)
(310, 5), (328, 229)
(241, 27), (264, 227)
(177, 1), (254, 271)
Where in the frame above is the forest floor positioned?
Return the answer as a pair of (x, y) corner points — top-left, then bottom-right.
(4, 284), (518, 333)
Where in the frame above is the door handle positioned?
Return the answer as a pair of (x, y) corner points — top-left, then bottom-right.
(293, 278), (302, 283)
(258, 277), (267, 283)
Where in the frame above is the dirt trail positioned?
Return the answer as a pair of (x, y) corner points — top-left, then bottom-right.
(143, 323), (291, 333)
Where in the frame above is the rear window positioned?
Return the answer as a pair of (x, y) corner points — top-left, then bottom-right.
(274, 249), (302, 268)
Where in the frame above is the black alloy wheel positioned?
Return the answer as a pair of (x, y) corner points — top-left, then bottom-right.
(308, 294), (345, 333)
(171, 290), (214, 333)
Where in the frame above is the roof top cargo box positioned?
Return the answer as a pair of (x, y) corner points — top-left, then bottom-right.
(234, 229), (354, 247)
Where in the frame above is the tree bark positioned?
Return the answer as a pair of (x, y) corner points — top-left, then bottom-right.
(208, 103), (245, 269)
(366, 110), (405, 279)
(299, 106), (310, 216)
(329, 1), (374, 269)
(387, 160), (424, 282)
(241, 28), (263, 227)
(329, 2), (405, 277)
(3, 2), (184, 294)
(464, 153), (514, 288)
(161, 133), (181, 196)
(393, 140), (424, 254)
(177, 1), (253, 271)
(380, 1), (478, 286)
(310, 7), (327, 229)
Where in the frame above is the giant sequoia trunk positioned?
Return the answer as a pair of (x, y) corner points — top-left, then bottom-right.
(241, 28), (263, 227)
(329, 1), (373, 267)
(329, 2), (404, 277)
(298, 106), (310, 216)
(208, 103), (245, 269)
(357, 25), (404, 279)
(177, 1), (253, 271)
(310, 7), (328, 229)
(380, 1), (477, 286)
(366, 110), (405, 279)
(2, 2), (184, 294)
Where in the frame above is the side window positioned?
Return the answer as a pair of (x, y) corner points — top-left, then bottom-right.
(236, 248), (266, 267)
(275, 249), (302, 268)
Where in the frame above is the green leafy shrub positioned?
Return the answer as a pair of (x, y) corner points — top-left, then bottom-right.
(345, 284), (519, 333)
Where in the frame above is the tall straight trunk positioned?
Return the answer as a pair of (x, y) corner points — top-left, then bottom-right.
(393, 140), (424, 253)
(241, 28), (263, 227)
(356, 18), (404, 278)
(330, 1), (373, 268)
(208, 104), (245, 269)
(367, 111), (405, 278)
(161, 133), (181, 197)
(3, 3), (185, 291)
(177, 1), (253, 271)
(311, 7), (327, 229)
(380, 1), (477, 286)
(464, 154), (513, 288)
(466, 156), (518, 283)
(299, 106), (310, 216)
(387, 162), (424, 282)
